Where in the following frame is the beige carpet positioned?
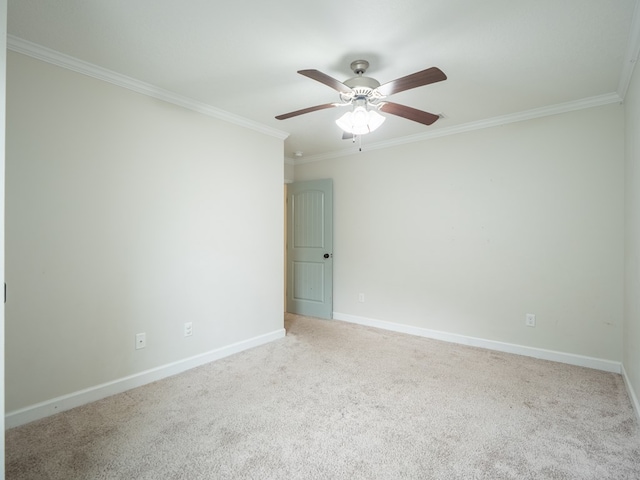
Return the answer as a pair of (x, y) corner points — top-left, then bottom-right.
(6, 314), (640, 479)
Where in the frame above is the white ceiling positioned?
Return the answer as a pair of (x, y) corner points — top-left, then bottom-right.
(7, 0), (640, 161)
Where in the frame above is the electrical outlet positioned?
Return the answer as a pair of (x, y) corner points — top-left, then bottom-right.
(184, 322), (193, 337)
(526, 314), (536, 327)
(358, 293), (365, 303)
(135, 332), (146, 349)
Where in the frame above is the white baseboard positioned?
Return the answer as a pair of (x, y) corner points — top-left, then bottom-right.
(333, 312), (621, 374)
(622, 364), (640, 422)
(5, 328), (286, 429)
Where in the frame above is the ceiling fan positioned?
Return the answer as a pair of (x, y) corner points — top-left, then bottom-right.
(275, 60), (447, 137)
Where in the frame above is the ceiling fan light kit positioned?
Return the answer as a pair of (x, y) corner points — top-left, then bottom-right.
(335, 99), (386, 135)
(276, 59), (447, 139)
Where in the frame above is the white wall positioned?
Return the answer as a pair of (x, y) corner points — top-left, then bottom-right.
(624, 58), (640, 411)
(284, 160), (295, 184)
(295, 104), (624, 362)
(5, 51), (284, 413)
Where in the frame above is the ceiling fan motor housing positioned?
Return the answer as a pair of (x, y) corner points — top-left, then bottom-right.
(343, 75), (382, 103)
(344, 76), (380, 90)
(344, 60), (381, 100)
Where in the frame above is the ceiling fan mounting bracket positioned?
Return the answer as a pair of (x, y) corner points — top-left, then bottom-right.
(350, 60), (370, 75)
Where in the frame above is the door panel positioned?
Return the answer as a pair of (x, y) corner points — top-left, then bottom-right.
(287, 179), (333, 319)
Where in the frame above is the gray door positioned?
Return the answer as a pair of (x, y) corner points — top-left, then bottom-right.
(287, 179), (333, 319)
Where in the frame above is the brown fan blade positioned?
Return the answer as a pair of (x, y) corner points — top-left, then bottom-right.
(298, 69), (353, 94)
(379, 102), (440, 126)
(275, 103), (337, 120)
(377, 67), (447, 96)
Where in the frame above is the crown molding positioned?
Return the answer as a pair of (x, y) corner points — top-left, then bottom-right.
(295, 92), (623, 165)
(7, 35), (290, 141)
(618, 0), (640, 99)
(6, 34), (625, 161)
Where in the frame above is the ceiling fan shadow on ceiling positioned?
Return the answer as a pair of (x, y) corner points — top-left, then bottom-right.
(275, 60), (447, 139)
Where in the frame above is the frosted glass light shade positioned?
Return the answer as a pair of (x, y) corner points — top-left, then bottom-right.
(336, 107), (385, 135)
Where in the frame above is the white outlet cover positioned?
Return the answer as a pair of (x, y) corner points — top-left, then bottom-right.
(135, 332), (146, 349)
(526, 314), (536, 327)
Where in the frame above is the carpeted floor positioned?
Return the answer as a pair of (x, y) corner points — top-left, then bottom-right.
(6, 314), (640, 479)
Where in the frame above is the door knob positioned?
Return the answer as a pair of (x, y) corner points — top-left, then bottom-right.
(323, 253), (331, 259)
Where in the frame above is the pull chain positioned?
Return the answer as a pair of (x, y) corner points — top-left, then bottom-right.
(351, 134), (363, 152)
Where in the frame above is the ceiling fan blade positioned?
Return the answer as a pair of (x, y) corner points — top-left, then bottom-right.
(298, 69), (353, 94)
(377, 67), (447, 96)
(275, 103), (337, 120)
(379, 102), (440, 126)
